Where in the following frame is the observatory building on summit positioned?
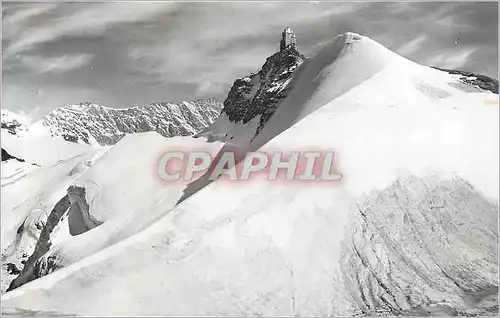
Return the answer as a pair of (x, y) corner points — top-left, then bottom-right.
(280, 27), (297, 51)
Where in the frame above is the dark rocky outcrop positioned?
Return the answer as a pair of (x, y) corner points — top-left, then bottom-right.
(6, 184), (103, 292)
(432, 66), (498, 94)
(185, 28), (306, 204)
(67, 185), (101, 235)
(1, 119), (24, 136)
(221, 43), (305, 138)
(2, 148), (25, 163)
(4, 263), (20, 276)
(7, 196), (71, 292)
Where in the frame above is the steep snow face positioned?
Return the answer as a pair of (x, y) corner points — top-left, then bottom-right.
(198, 47), (305, 143)
(2, 32), (498, 316)
(41, 99), (223, 146)
(72, 133), (223, 226)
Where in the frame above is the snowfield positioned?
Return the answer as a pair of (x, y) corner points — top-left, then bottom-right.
(1, 32), (498, 316)
(2, 131), (224, 293)
(24, 133), (224, 278)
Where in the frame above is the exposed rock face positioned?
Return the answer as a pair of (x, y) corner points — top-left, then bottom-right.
(1, 122), (23, 136)
(1, 207), (45, 293)
(187, 28), (306, 203)
(6, 184), (103, 292)
(432, 66), (498, 94)
(42, 99), (223, 146)
(221, 40), (305, 138)
(7, 195), (71, 292)
(67, 186), (101, 236)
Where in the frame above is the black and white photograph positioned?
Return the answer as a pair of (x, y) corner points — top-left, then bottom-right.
(1, 1), (499, 316)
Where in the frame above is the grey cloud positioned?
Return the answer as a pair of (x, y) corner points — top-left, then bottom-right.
(20, 54), (94, 74)
(4, 2), (178, 56)
(425, 47), (479, 69)
(2, 2), (497, 117)
(396, 35), (429, 56)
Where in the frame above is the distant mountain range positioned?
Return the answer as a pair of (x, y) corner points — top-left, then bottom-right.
(1, 99), (223, 146)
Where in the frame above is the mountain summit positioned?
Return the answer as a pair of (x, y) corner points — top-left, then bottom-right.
(198, 27), (306, 142)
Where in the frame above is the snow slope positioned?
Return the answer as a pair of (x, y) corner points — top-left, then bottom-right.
(1, 123), (94, 167)
(1, 112), (100, 292)
(2, 32), (498, 316)
(1, 124), (100, 252)
(252, 32), (404, 149)
(182, 33), (394, 201)
(1, 99), (223, 290)
(182, 32), (492, 201)
(4, 132), (224, 291)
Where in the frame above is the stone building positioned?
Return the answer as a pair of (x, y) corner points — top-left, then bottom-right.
(280, 27), (296, 51)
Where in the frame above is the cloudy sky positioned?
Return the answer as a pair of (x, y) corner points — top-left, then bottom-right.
(2, 1), (498, 119)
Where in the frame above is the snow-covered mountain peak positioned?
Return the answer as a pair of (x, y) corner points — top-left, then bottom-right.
(314, 32), (406, 73)
(196, 29), (306, 143)
(200, 31), (411, 149)
(1, 27), (498, 316)
(335, 31), (362, 43)
(221, 45), (305, 124)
